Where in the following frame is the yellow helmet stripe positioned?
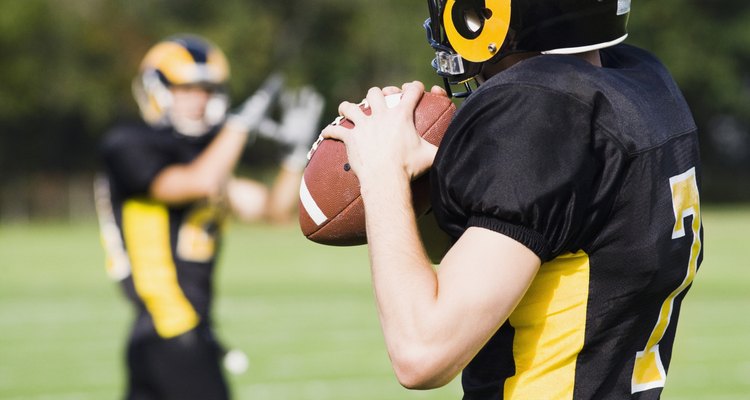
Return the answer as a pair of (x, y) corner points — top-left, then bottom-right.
(141, 41), (229, 85)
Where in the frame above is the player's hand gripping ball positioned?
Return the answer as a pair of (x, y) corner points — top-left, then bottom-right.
(299, 92), (456, 246)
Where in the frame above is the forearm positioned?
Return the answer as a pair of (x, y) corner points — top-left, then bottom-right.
(195, 124), (250, 182)
(226, 177), (269, 222)
(226, 165), (303, 224)
(150, 74), (284, 205)
(150, 125), (250, 204)
(361, 172), (539, 388)
(265, 165), (304, 224)
(360, 172), (458, 387)
(324, 82), (541, 389)
(362, 172), (436, 319)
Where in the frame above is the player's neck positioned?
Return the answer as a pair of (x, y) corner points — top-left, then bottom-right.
(478, 49), (602, 83)
(576, 50), (602, 67)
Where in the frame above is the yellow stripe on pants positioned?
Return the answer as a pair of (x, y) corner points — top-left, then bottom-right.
(123, 199), (199, 338)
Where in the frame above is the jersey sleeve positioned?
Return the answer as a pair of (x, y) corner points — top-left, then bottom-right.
(100, 126), (171, 197)
(432, 84), (605, 262)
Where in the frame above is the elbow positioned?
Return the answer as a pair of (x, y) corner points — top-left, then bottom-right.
(395, 369), (439, 391)
(195, 178), (223, 199)
(389, 346), (455, 390)
(149, 165), (225, 205)
(175, 173), (227, 202)
(149, 177), (222, 205)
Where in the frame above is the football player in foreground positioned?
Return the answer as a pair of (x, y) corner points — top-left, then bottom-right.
(323, 1), (703, 398)
(95, 34), (324, 399)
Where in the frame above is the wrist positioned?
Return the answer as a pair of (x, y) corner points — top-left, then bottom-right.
(359, 168), (412, 205)
(223, 114), (253, 135)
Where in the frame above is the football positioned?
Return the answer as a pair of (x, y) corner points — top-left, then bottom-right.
(298, 92), (456, 246)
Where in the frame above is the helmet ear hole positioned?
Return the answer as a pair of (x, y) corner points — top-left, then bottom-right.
(452, 3), (486, 39)
(443, 0), (511, 63)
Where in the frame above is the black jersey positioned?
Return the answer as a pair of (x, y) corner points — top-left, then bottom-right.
(95, 122), (227, 340)
(431, 44), (703, 399)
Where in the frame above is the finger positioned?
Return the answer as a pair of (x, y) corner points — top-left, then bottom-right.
(303, 87), (325, 107)
(301, 85), (314, 97)
(338, 101), (366, 124)
(382, 86), (402, 96)
(364, 86), (387, 113)
(399, 81), (425, 113)
(430, 85), (448, 97)
(321, 123), (351, 142)
(280, 90), (293, 110)
(402, 80), (426, 94)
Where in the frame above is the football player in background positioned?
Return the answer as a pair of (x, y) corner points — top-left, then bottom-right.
(94, 34), (324, 400)
(323, 1), (703, 399)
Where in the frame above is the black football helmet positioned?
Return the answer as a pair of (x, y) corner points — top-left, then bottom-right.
(425, 0), (631, 97)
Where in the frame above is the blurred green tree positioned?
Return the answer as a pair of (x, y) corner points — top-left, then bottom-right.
(0, 0), (747, 202)
(629, 1), (750, 200)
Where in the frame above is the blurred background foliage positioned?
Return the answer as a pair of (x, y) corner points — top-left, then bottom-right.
(0, 0), (748, 220)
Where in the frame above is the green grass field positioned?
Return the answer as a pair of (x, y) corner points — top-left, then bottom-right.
(1, 206), (748, 399)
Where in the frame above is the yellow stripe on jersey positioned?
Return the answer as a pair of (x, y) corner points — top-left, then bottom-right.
(122, 199), (199, 338)
(504, 251), (590, 399)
